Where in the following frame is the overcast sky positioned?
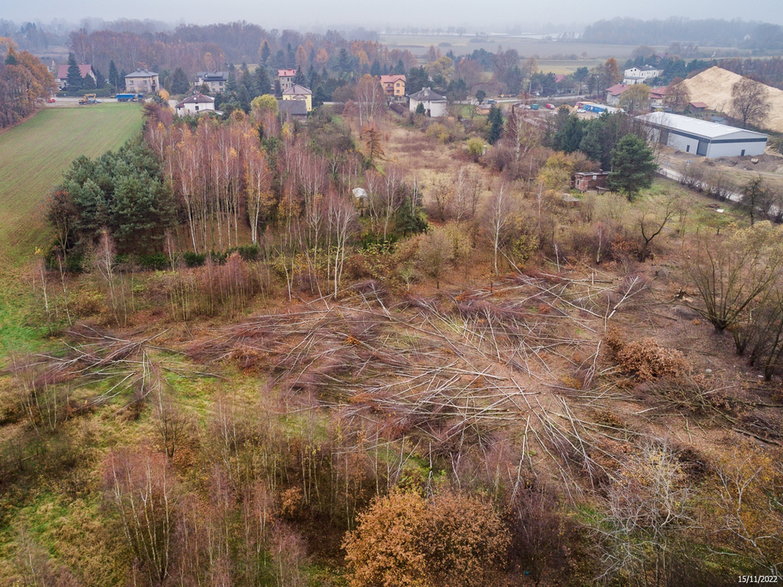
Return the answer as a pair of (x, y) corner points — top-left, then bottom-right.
(5, 0), (783, 30)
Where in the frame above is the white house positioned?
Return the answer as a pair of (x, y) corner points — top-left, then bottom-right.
(637, 112), (768, 158)
(408, 87), (447, 117)
(125, 70), (159, 94)
(196, 72), (228, 94)
(175, 92), (215, 116)
(623, 65), (662, 85)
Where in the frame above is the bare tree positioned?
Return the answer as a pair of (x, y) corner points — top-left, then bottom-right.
(731, 78), (771, 128)
(686, 223), (783, 332)
(103, 449), (178, 584)
(637, 196), (679, 261)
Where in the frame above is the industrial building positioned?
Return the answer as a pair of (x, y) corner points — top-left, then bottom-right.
(637, 112), (768, 158)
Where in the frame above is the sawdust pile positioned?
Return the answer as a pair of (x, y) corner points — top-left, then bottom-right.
(682, 66), (783, 133)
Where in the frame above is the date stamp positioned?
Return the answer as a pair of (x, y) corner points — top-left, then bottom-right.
(738, 577), (780, 584)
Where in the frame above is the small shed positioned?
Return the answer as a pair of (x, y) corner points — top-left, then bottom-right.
(573, 171), (610, 192)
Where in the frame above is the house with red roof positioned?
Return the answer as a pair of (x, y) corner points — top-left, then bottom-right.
(54, 63), (96, 91)
(605, 83), (629, 106)
(278, 69), (297, 93)
(379, 74), (406, 98)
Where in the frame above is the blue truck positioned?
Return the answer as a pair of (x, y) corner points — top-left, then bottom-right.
(115, 93), (144, 102)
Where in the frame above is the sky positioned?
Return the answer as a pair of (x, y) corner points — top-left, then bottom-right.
(4, 0), (783, 30)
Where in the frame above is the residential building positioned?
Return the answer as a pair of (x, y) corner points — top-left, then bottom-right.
(623, 65), (662, 85)
(637, 112), (768, 158)
(282, 84), (312, 112)
(175, 92), (215, 116)
(380, 74), (406, 98)
(196, 72), (229, 94)
(649, 86), (669, 110)
(277, 99), (308, 119)
(606, 83), (628, 106)
(54, 63), (96, 90)
(125, 70), (159, 94)
(278, 69), (296, 93)
(408, 87), (447, 117)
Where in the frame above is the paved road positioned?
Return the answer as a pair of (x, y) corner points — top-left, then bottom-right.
(656, 164), (743, 203)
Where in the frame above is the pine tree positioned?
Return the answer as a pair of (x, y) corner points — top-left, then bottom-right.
(608, 134), (657, 201)
(170, 68), (190, 95)
(261, 40), (271, 64)
(94, 68), (107, 89)
(487, 106), (504, 144)
(66, 53), (83, 93)
(109, 60), (119, 90)
(255, 65), (271, 95)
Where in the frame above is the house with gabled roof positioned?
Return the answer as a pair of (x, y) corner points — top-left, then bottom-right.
(196, 72), (228, 94)
(54, 63), (96, 90)
(278, 69), (297, 93)
(175, 92), (215, 116)
(282, 84), (312, 112)
(409, 87), (447, 117)
(380, 74), (406, 98)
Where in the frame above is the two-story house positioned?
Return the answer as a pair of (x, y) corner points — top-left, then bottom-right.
(380, 74), (406, 99)
(125, 70), (159, 94)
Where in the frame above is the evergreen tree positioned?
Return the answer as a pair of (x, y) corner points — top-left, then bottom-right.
(66, 52), (83, 93)
(553, 114), (585, 153)
(395, 59), (406, 74)
(293, 68), (306, 85)
(81, 71), (96, 90)
(261, 40), (271, 64)
(407, 66), (429, 94)
(255, 65), (272, 95)
(370, 60), (381, 76)
(4, 51), (18, 65)
(94, 68), (107, 89)
(108, 60), (119, 90)
(608, 134), (657, 201)
(487, 106), (504, 144)
(170, 68), (190, 94)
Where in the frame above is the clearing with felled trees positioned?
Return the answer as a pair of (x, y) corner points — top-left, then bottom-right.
(2, 67), (783, 586)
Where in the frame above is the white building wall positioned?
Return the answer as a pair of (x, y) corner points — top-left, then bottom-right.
(409, 98), (447, 117)
(176, 102), (215, 116)
(667, 132), (700, 154)
(705, 140), (766, 158)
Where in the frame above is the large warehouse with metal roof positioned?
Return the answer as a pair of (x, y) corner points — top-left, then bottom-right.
(636, 112), (768, 158)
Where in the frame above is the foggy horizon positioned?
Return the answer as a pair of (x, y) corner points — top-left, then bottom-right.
(4, 1), (783, 33)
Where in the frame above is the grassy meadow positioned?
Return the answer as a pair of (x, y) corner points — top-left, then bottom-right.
(0, 103), (142, 353)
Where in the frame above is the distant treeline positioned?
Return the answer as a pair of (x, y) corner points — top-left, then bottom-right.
(583, 18), (783, 52)
(66, 22), (415, 91)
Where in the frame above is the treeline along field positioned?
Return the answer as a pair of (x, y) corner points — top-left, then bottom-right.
(0, 103), (142, 263)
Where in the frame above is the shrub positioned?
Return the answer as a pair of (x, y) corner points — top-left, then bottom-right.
(137, 253), (169, 271)
(343, 490), (510, 587)
(605, 331), (689, 381)
(182, 251), (206, 267)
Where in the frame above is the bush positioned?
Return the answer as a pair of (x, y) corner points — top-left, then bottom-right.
(137, 253), (169, 271)
(343, 490), (510, 587)
(182, 252), (206, 267)
(605, 330), (689, 381)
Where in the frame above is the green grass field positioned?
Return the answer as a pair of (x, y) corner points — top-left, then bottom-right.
(0, 103), (142, 354)
(0, 103), (142, 263)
